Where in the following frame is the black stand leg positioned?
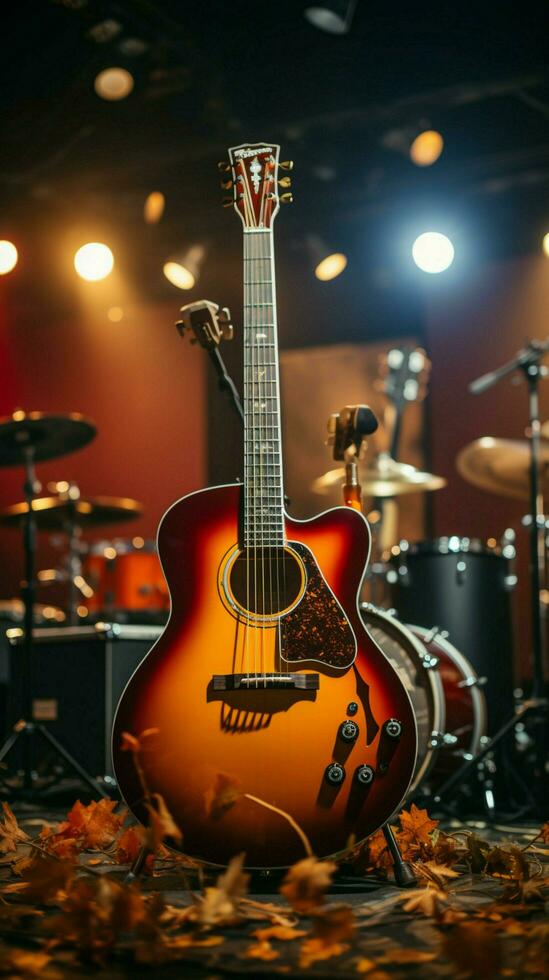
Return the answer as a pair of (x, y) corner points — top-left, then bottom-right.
(382, 823), (416, 887)
(124, 844), (152, 884)
(0, 449), (110, 802)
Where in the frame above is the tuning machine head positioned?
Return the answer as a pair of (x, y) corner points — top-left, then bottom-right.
(217, 161), (231, 173)
(278, 176), (292, 188)
(280, 192), (293, 204)
(280, 160), (294, 171)
(220, 178), (233, 190)
(222, 196), (234, 208)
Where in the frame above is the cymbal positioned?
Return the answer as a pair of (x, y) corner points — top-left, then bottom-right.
(0, 495), (143, 530)
(312, 455), (447, 497)
(457, 436), (549, 501)
(0, 411), (96, 467)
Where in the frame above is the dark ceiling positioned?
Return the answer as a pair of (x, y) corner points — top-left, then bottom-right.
(1, 0), (549, 311)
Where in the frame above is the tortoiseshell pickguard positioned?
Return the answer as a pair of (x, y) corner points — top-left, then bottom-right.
(280, 542), (356, 669)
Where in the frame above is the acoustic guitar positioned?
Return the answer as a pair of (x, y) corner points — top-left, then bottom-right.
(112, 143), (417, 868)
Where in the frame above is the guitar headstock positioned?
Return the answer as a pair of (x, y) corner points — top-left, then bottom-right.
(218, 143), (293, 229)
(377, 347), (431, 406)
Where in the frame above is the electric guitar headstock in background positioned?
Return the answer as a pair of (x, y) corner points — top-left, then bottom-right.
(218, 143), (293, 227)
(376, 346), (431, 460)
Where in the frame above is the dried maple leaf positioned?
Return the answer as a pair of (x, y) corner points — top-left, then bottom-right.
(442, 921), (502, 979)
(0, 802), (29, 855)
(432, 830), (460, 866)
(280, 857), (336, 913)
(0, 948), (60, 979)
(253, 924), (307, 941)
(379, 948), (437, 965)
(145, 793), (182, 852)
(464, 832), (490, 873)
(359, 829), (392, 872)
(186, 853), (249, 929)
(413, 860), (460, 890)
(397, 804), (438, 859)
(11, 854), (74, 904)
(115, 825), (144, 865)
(298, 937), (348, 969)
(401, 885), (448, 917)
(42, 799), (126, 852)
(243, 940), (280, 961)
(204, 772), (243, 819)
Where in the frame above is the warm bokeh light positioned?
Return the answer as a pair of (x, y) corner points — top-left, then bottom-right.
(74, 243), (114, 281)
(163, 261), (196, 290)
(410, 130), (444, 166)
(543, 232), (549, 257)
(412, 232), (455, 274)
(144, 191), (165, 224)
(314, 252), (348, 281)
(107, 306), (124, 322)
(94, 67), (134, 101)
(0, 240), (18, 275)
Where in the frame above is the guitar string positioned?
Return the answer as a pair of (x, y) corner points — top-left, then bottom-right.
(243, 168), (251, 687)
(260, 174), (273, 687)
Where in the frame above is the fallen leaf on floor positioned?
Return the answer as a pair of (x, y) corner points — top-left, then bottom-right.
(0, 948), (61, 979)
(379, 947), (437, 964)
(0, 803), (29, 856)
(182, 853), (249, 928)
(252, 924), (307, 941)
(413, 860), (460, 890)
(243, 939), (280, 960)
(114, 826), (143, 865)
(280, 857), (336, 913)
(401, 885), (448, 917)
(397, 804), (439, 860)
(298, 937), (349, 969)
(41, 799), (126, 853)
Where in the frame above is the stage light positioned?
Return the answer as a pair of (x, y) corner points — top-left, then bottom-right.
(307, 235), (347, 281)
(107, 306), (124, 322)
(74, 243), (114, 281)
(0, 240), (18, 275)
(412, 232), (454, 274)
(304, 0), (358, 34)
(410, 130), (444, 167)
(144, 191), (165, 224)
(163, 244), (206, 290)
(94, 67), (134, 101)
(315, 252), (348, 281)
(543, 232), (549, 257)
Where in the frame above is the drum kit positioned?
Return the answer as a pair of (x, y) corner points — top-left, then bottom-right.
(312, 340), (549, 816)
(0, 410), (166, 797)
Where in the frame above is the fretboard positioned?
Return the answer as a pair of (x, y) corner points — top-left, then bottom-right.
(243, 228), (285, 547)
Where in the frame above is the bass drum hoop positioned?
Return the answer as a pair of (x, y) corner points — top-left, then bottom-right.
(407, 624), (487, 762)
(360, 603), (445, 794)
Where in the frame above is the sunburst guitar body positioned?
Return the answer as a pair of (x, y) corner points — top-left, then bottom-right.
(112, 143), (417, 868)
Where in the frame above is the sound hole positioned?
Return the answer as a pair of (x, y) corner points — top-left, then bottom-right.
(229, 547), (304, 616)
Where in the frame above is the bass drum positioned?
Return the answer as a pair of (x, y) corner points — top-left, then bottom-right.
(360, 603), (444, 795)
(360, 604), (487, 797)
(407, 624), (487, 788)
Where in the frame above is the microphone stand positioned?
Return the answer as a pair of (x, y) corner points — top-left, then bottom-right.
(432, 341), (549, 818)
(469, 338), (549, 701)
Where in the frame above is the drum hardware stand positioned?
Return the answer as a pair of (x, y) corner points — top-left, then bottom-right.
(442, 340), (549, 818)
(0, 450), (109, 801)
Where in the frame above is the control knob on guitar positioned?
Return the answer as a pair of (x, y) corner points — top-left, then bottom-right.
(112, 143), (418, 868)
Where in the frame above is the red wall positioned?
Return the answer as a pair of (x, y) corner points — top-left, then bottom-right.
(0, 295), (206, 599)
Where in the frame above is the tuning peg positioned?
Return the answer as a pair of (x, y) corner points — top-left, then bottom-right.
(220, 178), (233, 190)
(280, 160), (294, 171)
(222, 197), (234, 208)
(217, 161), (231, 172)
(280, 192), (293, 204)
(278, 176), (292, 188)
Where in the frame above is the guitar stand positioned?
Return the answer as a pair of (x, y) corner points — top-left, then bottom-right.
(0, 448), (109, 802)
(124, 823), (416, 891)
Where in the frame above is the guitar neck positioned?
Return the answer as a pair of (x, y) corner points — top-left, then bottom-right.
(243, 228), (285, 547)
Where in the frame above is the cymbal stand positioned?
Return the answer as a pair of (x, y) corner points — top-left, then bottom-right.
(438, 340), (549, 818)
(0, 448), (109, 799)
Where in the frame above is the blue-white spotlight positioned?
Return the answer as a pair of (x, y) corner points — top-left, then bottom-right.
(412, 232), (454, 274)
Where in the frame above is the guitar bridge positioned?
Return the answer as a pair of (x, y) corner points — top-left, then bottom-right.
(212, 672), (319, 691)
